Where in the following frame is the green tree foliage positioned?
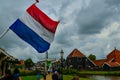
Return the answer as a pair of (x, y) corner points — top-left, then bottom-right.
(25, 58), (34, 69)
(88, 54), (96, 60)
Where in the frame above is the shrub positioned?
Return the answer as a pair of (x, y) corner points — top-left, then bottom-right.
(20, 70), (36, 76)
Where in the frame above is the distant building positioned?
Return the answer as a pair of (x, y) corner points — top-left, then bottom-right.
(93, 48), (120, 70)
(37, 58), (56, 70)
(66, 48), (95, 70)
(15, 59), (25, 69)
(0, 48), (15, 79)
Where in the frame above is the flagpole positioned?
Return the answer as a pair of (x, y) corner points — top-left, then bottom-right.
(34, 0), (39, 4)
(0, 28), (9, 39)
(45, 51), (48, 72)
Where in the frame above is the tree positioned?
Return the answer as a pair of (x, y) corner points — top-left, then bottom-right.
(25, 58), (34, 69)
(88, 54), (96, 60)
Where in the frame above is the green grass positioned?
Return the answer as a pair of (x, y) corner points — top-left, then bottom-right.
(79, 71), (120, 76)
(22, 75), (37, 80)
(63, 75), (73, 80)
(22, 75), (92, 80)
(64, 75), (92, 80)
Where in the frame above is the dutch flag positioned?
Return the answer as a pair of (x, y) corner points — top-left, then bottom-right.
(9, 4), (59, 53)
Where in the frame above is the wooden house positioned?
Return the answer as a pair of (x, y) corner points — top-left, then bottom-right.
(0, 48), (15, 79)
(103, 48), (120, 70)
(66, 48), (95, 70)
(93, 48), (120, 70)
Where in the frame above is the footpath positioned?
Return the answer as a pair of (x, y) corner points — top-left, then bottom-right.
(40, 73), (52, 80)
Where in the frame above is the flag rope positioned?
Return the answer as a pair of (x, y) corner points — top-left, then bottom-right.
(0, 28), (9, 39)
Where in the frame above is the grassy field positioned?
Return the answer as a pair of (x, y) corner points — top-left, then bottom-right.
(22, 75), (37, 80)
(79, 71), (120, 76)
(22, 75), (92, 80)
(64, 75), (92, 80)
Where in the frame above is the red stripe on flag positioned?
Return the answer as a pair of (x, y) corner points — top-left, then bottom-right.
(27, 4), (59, 33)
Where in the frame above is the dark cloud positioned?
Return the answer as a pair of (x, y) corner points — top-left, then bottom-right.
(0, 0), (120, 62)
(0, 31), (27, 50)
(55, 31), (74, 47)
(75, 0), (115, 34)
(105, 0), (120, 6)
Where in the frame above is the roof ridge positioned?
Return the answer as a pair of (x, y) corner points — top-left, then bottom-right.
(67, 48), (85, 58)
(115, 62), (120, 66)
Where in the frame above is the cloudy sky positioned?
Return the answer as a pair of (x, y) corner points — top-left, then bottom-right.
(0, 0), (120, 62)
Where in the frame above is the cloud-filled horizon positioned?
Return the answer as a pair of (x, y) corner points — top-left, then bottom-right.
(0, 0), (120, 62)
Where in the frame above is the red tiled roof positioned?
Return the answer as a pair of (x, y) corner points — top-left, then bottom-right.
(67, 48), (85, 58)
(105, 62), (120, 67)
(107, 48), (120, 63)
(93, 48), (120, 67)
(93, 59), (106, 66)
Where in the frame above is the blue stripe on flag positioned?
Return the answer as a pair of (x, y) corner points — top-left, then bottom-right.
(10, 19), (50, 53)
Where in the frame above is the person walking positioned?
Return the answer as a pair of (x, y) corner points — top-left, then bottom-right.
(57, 69), (63, 80)
(52, 71), (58, 80)
(43, 71), (47, 80)
(36, 68), (41, 80)
(4, 69), (14, 80)
(47, 68), (50, 74)
(13, 68), (22, 80)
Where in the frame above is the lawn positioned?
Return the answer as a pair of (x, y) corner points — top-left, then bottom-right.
(63, 75), (92, 80)
(22, 75), (92, 80)
(22, 75), (37, 80)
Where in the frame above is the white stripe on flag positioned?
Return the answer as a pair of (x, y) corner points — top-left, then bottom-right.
(19, 12), (54, 43)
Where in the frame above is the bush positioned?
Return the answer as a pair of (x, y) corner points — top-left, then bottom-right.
(20, 70), (36, 76)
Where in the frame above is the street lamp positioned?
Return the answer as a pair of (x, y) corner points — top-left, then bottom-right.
(60, 49), (64, 80)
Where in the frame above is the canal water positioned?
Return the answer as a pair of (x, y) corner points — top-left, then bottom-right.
(88, 75), (120, 80)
